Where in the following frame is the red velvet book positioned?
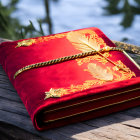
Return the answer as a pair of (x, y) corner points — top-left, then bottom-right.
(0, 27), (140, 131)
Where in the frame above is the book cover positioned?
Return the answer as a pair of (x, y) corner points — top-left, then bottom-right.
(0, 27), (139, 131)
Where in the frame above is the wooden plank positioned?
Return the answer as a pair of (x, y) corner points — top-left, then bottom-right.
(0, 38), (140, 140)
(0, 121), (44, 140)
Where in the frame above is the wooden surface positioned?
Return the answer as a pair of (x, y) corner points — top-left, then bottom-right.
(0, 38), (140, 140)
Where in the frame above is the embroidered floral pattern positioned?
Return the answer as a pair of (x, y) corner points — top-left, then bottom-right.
(68, 80), (105, 93)
(36, 33), (66, 43)
(112, 60), (136, 81)
(45, 60), (136, 99)
(16, 33), (66, 48)
(44, 80), (105, 99)
(44, 29), (136, 99)
(76, 53), (112, 66)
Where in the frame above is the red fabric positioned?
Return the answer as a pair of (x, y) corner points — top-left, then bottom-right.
(0, 27), (139, 131)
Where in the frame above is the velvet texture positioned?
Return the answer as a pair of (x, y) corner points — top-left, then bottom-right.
(0, 27), (139, 131)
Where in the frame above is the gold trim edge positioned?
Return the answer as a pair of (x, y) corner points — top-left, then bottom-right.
(43, 91), (140, 124)
(44, 87), (140, 114)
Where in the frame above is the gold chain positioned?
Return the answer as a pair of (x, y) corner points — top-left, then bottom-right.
(13, 47), (125, 79)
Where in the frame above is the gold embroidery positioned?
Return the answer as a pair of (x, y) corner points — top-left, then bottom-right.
(76, 52), (112, 66)
(44, 59), (135, 99)
(16, 33), (66, 48)
(37, 33), (66, 43)
(105, 60), (136, 82)
(44, 88), (68, 99)
(67, 29), (128, 72)
(16, 39), (36, 48)
(44, 80), (105, 99)
(43, 29), (136, 99)
(69, 80), (105, 93)
(67, 29), (106, 52)
(87, 63), (114, 81)
(112, 60), (136, 81)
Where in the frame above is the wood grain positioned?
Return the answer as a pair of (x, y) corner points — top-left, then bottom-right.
(0, 38), (140, 140)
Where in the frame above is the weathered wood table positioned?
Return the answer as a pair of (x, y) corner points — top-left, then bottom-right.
(0, 38), (140, 140)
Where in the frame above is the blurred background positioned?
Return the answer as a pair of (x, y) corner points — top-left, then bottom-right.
(0, 0), (140, 45)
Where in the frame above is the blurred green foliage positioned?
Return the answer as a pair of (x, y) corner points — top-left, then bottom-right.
(0, 0), (46, 40)
(0, 0), (20, 40)
(104, 0), (140, 28)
